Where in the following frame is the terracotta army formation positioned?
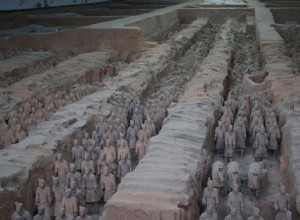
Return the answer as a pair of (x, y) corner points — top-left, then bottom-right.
(12, 202), (32, 220)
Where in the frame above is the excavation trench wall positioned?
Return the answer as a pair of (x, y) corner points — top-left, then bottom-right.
(250, 0), (300, 217)
(0, 18), (211, 220)
(99, 19), (236, 220)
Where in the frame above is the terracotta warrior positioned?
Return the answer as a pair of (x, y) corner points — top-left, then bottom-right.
(224, 207), (243, 220)
(33, 205), (51, 220)
(254, 126), (268, 161)
(100, 166), (116, 202)
(268, 120), (281, 157)
(117, 154), (132, 181)
(117, 134), (131, 161)
(15, 124), (27, 143)
(55, 208), (67, 220)
(227, 183), (244, 217)
(71, 139), (84, 171)
(70, 179), (85, 206)
(54, 153), (69, 186)
(35, 178), (52, 216)
(247, 207), (264, 220)
(11, 202), (32, 220)
(202, 178), (219, 212)
(274, 184), (290, 220)
(75, 206), (92, 220)
(225, 125), (236, 162)
(135, 134), (147, 160)
(66, 163), (82, 189)
(199, 204), (217, 220)
(61, 188), (78, 219)
(127, 120), (138, 156)
(102, 139), (117, 176)
(51, 176), (64, 217)
(81, 152), (94, 174)
(234, 120), (246, 158)
(82, 167), (100, 203)
(214, 120), (226, 156)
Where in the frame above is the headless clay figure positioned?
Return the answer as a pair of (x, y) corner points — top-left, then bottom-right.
(225, 125), (236, 162)
(61, 188), (78, 219)
(202, 178), (219, 213)
(33, 205), (50, 220)
(117, 154), (132, 181)
(51, 176), (64, 217)
(11, 202), (32, 220)
(227, 183), (244, 217)
(54, 153), (69, 186)
(199, 204), (217, 220)
(35, 178), (52, 216)
(100, 166), (116, 202)
(75, 206), (92, 220)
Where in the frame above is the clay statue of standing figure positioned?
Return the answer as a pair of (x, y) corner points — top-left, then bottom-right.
(117, 154), (132, 181)
(127, 120), (138, 158)
(247, 207), (264, 220)
(225, 125), (236, 162)
(214, 120), (226, 157)
(227, 183), (244, 217)
(268, 120), (281, 157)
(35, 178), (52, 216)
(70, 179), (85, 206)
(254, 126), (268, 161)
(117, 133), (131, 161)
(202, 178), (219, 213)
(82, 167), (100, 203)
(61, 188), (78, 219)
(75, 206), (92, 220)
(51, 176), (64, 217)
(199, 204), (217, 220)
(72, 139), (84, 172)
(234, 120), (246, 158)
(100, 166), (116, 202)
(102, 139), (117, 176)
(274, 184), (290, 220)
(11, 202), (32, 220)
(55, 208), (67, 220)
(54, 153), (69, 186)
(135, 134), (147, 161)
(81, 152), (94, 174)
(33, 205), (51, 220)
(66, 163), (82, 189)
(224, 207), (243, 220)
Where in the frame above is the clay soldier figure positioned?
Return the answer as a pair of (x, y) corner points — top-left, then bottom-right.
(247, 207), (264, 220)
(117, 154), (132, 181)
(75, 206), (92, 220)
(254, 126), (268, 161)
(135, 134), (147, 160)
(97, 153), (107, 178)
(82, 167), (100, 203)
(81, 152), (94, 174)
(117, 134), (131, 161)
(202, 178), (219, 213)
(221, 111), (232, 130)
(54, 153), (69, 186)
(35, 178), (52, 216)
(66, 163), (82, 189)
(15, 124), (27, 143)
(274, 184), (290, 220)
(70, 179), (85, 206)
(214, 120), (225, 157)
(11, 202), (32, 220)
(100, 166), (116, 202)
(55, 209), (67, 220)
(234, 120), (246, 158)
(224, 207), (243, 220)
(199, 204), (217, 220)
(72, 139), (84, 172)
(227, 183), (244, 217)
(61, 188), (78, 219)
(225, 125), (236, 162)
(103, 139), (117, 176)
(51, 176), (64, 217)
(33, 205), (51, 220)
(268, 120), (281, 158)
(127, 120), (138, 158)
